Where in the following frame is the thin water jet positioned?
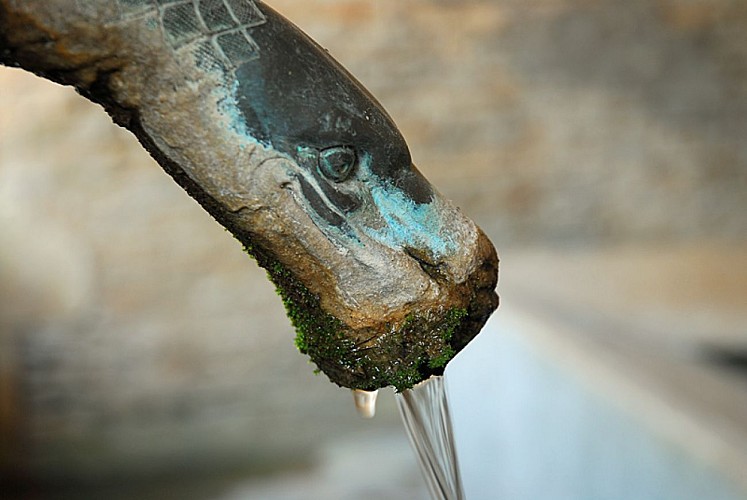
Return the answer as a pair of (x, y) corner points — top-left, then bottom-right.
(396, 375), (464, 500)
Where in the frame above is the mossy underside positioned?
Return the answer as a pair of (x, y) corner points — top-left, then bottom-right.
(261, 254), (469, 391)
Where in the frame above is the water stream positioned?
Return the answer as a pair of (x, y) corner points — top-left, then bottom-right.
(351, 376), (463, 498)
(395, 376), (465, 500)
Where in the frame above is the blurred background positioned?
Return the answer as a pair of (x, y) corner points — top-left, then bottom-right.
(1, 0), (746, 498)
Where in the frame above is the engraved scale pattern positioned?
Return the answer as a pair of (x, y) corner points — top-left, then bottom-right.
(76, 0), (267, 73)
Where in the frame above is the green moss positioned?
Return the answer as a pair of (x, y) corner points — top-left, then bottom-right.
(378, 306), (469, 391)
(442, 307), (469, 341)
(388, 365), (423, 392)
(232, 229), (357, 386)
(241, 239), (472, 390)
(263, 258), (357, 380)
(428, 346), (455, 369)
(423, 307), (467, 370)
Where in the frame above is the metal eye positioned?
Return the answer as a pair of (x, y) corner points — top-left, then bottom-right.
(318, 146), (356, 182)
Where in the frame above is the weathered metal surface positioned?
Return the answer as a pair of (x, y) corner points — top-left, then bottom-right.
(0, 0), (498, 390)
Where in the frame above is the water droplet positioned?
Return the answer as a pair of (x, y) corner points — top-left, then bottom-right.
(352, 389), (379, 418)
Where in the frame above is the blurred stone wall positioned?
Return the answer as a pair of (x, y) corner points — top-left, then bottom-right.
(1, 0), (746, 491)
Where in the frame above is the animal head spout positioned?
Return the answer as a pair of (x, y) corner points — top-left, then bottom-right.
(220, 4), (499, 389)
(0, 0), (496, 391)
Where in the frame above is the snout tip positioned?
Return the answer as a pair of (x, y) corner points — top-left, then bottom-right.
(453, 229), (499, 352)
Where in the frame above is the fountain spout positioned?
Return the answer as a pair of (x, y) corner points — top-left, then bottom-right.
(0, 0), (497, 391)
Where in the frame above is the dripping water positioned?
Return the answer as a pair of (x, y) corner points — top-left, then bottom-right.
(352, 389), (379, 418)
(395, 375), (464, 500)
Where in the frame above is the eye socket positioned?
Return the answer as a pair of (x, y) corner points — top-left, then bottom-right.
(318, 146), (357, 183)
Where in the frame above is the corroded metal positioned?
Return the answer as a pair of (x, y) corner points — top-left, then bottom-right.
(0, 0), (498, 390)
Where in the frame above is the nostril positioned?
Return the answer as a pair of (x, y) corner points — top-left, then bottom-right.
(404, 247), (447, 282)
